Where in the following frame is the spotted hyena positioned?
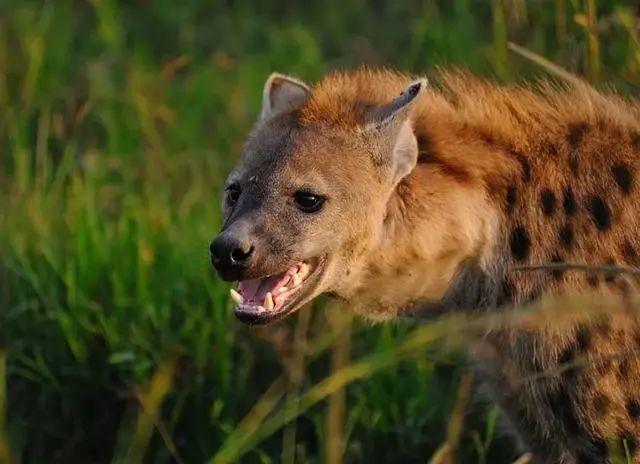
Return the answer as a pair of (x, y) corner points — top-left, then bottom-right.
(210, 68), (640, 463)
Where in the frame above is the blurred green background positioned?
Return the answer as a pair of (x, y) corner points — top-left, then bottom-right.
(1, 0), (640, 463)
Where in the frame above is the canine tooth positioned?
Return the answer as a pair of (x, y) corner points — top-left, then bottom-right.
(230, 289), (244, 304)
(292, 273), (302, 286)
(298, 263), (309, 279)
(263, 292), (274, 310)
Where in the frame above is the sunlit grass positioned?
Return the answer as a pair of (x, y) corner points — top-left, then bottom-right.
(211, 292), (640, 463)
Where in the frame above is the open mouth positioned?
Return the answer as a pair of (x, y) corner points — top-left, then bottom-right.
(230, 257), (326, 325)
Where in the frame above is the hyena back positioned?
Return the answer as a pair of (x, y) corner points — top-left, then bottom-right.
(210, 68), (640, 463)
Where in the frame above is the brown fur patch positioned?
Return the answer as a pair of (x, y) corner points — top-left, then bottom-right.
(247, 68), (640, 462)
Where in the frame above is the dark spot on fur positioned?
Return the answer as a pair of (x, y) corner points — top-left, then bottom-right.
(416, 134), (433, 155)
(569, 157), (579, 174)
(549, 386), (582, 434)
(547, 141), (559, 156)
(506, 186), (517, 213)
(559, 345), (576, 366)
(417, 142), (471, 184)
(605, 258), (616, 283)
(587, 196), (612, 231)
(508, 149), (531, 182)
(576, 326), (591, 351)
(510, 226), (531, 261)
(593, 394), (611, 415)
(612, 164), (633, 194)
(563, 187), (577, 215)
(631, 132), (640, 150)
(558, 329), (590, 377)
(540, 189), (556, 216)
(626, 399), (640, 419)
(559, 224), (574, 249)
(478, 130), (495, 145)
(587, 275), (599, 287)
(435, 161), (471, 184)
(622, 242), (639, 266)
(567, 122), (588, 148)
(551, 253), (564, 280)
(567, 123), (588, 174)
(618, 359), (631, 380)
(520, 159), (531, 182)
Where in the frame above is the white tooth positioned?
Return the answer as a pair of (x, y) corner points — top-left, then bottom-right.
(263, 292), (274, 310)
(298, 263), (309, 279)
(278, 287), (288, 293)
(257, 306), (265, 313)
(230, 289), (244, 304)
(292, 273), (302, 286)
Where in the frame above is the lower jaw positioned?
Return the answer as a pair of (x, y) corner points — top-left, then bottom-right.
(234, 300), (300, 324)
(233, 258), (327, 325)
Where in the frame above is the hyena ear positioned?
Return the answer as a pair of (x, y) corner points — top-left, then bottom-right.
(260, 73), (310, 120)
(364, 78), (427, 186)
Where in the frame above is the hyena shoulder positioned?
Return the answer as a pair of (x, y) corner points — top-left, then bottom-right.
(312, 69), (640, 460)
(217, 67), (640, 461)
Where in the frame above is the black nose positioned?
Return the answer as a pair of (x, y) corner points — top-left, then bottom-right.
(210, 233), (255, 279)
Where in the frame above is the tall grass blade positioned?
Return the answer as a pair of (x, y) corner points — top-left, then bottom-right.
(211, 376), (289, 464)
(508, 42), (584, 85)
(324, 306), (352, 464)
(512, 453), (533, 464)
(214, 314), (474, 462)
(586, 0), (601, 83)
(281, 308), (312, 464)
(492, 0), (509, 78)
(118, 357), (176, 464)
(427, 371), (473, 464)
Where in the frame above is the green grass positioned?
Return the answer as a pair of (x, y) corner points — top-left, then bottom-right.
(1, 0), (640, 462)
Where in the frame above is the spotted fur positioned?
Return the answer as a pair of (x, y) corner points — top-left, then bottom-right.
(224, 68), (640, 463)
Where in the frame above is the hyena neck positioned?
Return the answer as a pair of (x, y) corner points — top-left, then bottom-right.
(338, 69), (640, 320)
(350, 113), (511, 321)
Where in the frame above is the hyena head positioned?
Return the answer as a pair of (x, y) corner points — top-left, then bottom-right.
(210, 72), (427, 324)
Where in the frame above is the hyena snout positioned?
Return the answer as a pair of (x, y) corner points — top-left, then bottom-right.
(210, 229), (255, 281)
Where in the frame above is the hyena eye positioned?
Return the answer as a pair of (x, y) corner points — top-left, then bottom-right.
(225, 184), (241, 206)
(293, 190), (325, 213)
